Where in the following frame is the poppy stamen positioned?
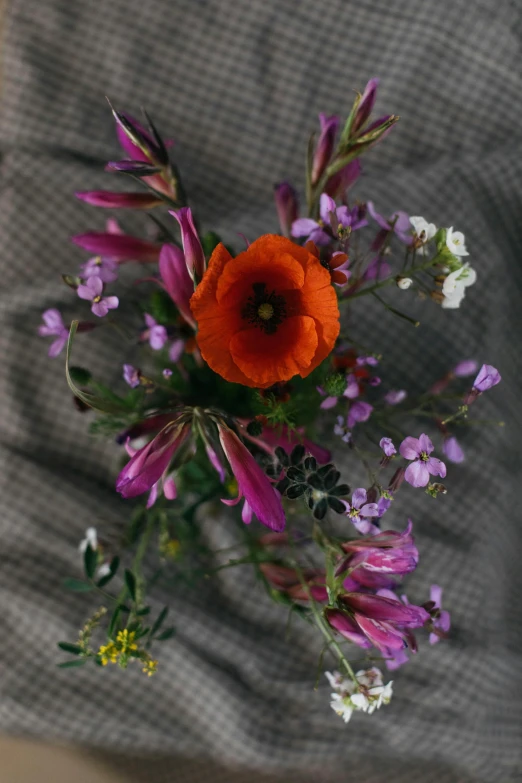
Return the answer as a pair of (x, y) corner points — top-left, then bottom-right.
(242, 282), (287, 334)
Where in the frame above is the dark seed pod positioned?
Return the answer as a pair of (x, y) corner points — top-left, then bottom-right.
(317, 463), (335, 478)
(275, 447), (290, 467)
(329, 483), (351, 497)
(290, 444), (305, 465)
(275, 477), (290, 495)
(327, 496), (346, 514)
(286, 466), (305, 482)
(307, 472), (324, 490)
(287, 483), (307, 499)
(324, 469), (341, 490)
(303, 455), (317, 471)
(313, 498), (328, 520)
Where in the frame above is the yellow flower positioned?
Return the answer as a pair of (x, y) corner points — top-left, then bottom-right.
(116, 629), (138, 653)
(163, 538), (181, 560)
(142, 658), (158, 677)
(98, 642), (118, 665)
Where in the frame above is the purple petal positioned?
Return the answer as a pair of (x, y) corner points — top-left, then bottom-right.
(352, 78), (379, 134)
(399, 436), (421, 460)
(384, 389), (407, 405)
(366, 201), (390, 231)
(404, 461), (430, 487)
(71, 232), (162, 263)
(453, 359), (478, 377)
(116, 422), (189, 498)
(291, 218), (319, 237)
(380, 437), (396, 457)
(169, 207), (206, 282)
(48, 334), (68, 358)
(41, 308), (64, 331)
(473, 364), (502, 392)
(360, 502), (379, 518)
(144, 313), (156, 329)
(320, 395), (338, 410)
(163, 476), (177, 500)
(274, 182), (299, 237)
(351, 488), (367, 510)
(75, 191), (162, 209)
(418, 433), (434, 454)
(77, 284), (94, 301)
(169, 338), (185, 363)
(104, 296), (119, 311)
(442, 436), (465, 464)
(319, 193), (337, 223)
(149, 325), (168, 350)
(159, 243), (196, 328)
(91, 300), (109, 318)
(430, 584), (443, 609)
(427, 457), (446, 478)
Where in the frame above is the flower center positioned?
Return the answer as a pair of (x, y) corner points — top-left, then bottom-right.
(93, 295), (102, 303)
(419, 451), (429, 462)
(241, 282), (286, 334)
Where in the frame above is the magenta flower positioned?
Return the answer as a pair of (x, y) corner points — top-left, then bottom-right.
(343, 488), (380, 535)
(143, 314), (167, 350)
(367, 202), (413, 252)
(169, 207), (205, 282)
(352, 78), (379, 135)
(291, 193), (367, 246)
(442, 435), (465, 464)
(380, 437), (396, 457)
(399, 434), (446, 488)
(311, 113), (339, 185)
(123, 364), (140, 388)
(122, 435), (179, 509)
(75, 191), (162, 209)
(339, 591), (429, 653)
(159, 243), (196, 329)
(71, 232), (162, 263)
(341, 521), (419, 579)
(261, 563), (328, 603)
(77, 276), (119, 318)
(274, 181), (299, 237)
(428, 584), (451, 645)
(472, 364), (501, 392)
(80, 256), (118, 283)
(242, 422), (331, 466)
(325, 608), (373, 650)
(38, 309), (69, 357)
(347, 400), (373, 429)
(324, 159), (361, 200)
(217, 423), (285, 531)
(116, 419), (190, 500)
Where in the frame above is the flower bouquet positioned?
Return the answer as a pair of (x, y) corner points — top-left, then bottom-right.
(41, 79), (501, 721)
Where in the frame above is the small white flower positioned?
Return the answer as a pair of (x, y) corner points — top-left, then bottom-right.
(410, 216), (437, 246)
(446, 227), (469, 257)
(97, 562), (112, 578)
(326, 668), (392, 722)
(330, 692), (354, 723)
(442, 264), (477, 309)
(79, 526), (98, 553)
(397, 276), (413, 290)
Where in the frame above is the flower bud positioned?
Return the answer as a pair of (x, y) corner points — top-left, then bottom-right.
(311, 114), (339, 185)
(169, 208), (205, 282)
(324, 372), (347, 397)
(274, 182), (299, 237)
(396, 276), (412, 290)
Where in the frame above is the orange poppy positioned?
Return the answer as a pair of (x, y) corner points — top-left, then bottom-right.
(190, 234), (340, 388)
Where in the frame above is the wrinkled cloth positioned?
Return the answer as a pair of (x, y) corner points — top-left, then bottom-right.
(0, 1), (521, 782)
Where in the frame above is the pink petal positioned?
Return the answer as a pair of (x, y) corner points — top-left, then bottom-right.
(418, 433), (434, 454)
(399, 436), (421, 460)
(404, 460), (430, 487)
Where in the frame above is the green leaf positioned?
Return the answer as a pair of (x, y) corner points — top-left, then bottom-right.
(68, 366), (92, 385)
(96, 556), (120, 588)
(83, 544), (98, 580)
(124, 569), (137, 601)
(201, 231), (222, 259)
(150, 606), (168, 637)
(108, 606), (122, 637)
(63, 578), (93, 593)
(57, 658), (89, 669)
(155, 627), (175, 641)
(57, 642), (83, 655)
(65, 321), (130, 414)
(137, 606), (151, 616)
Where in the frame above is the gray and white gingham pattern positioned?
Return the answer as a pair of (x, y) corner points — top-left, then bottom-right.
(1, 1), (521, 781)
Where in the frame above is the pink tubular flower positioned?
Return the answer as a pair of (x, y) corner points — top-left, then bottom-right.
(311, 113), (339, 185)
(71, 232), (162, 263)
(116, 418), (190, 499)
(159, 243), (196, 329)
(260, 563), (327, 602)
(399, 433), (446, 488)
(352, 78), (379, 135)
(343, 488), (380, 535)
(217, 423), (285, 531)
(242, 422), (331, 465)
(38, 309), (69, 357)
(324, 608), (372, 650)
(75, 191), (162, 209)
(274, 182), (299, 237)
(340, 520), (419, 588)
(169, 207), (205, 282)
(338, 591), (429, 653)
(428, 584), (451, 645)
(324, 159), (361, 200)
(124, 438), (178, 509)
(77, 276), (119, 317)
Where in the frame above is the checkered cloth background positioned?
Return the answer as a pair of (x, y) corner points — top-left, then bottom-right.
(1, 0), (521, 781)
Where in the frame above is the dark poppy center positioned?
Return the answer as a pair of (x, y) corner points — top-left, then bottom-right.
(241, 282), (286, 334)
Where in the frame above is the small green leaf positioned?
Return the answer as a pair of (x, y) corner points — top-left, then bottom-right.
(96, 556), (120, 588)
(137, 606), (151, 616)
(57, 658), (89, 669)
(124, 569), (137, 601)
(150, 606), (168, 637)
(155, 627), (175, 641)
(108, 606), (121, 637)
(68, 366), (92, 385)
(83, 543), (97, 580)
(57, 642), (83, 655)
(63, 578), (93, 593)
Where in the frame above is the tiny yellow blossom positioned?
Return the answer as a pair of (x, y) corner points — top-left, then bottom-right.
(98, 642), (118, 665)
(116, 629), (138, 653)
(142, 658), (158, 677)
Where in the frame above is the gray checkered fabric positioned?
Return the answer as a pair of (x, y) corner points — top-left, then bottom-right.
(1, 0), (521, 781)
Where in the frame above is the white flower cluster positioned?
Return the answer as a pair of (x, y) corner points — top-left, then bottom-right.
(409, 217), (477, 309)
(326, 667), (393, 723)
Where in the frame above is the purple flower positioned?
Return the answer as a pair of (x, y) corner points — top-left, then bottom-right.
(380, 437), (396, 457)
(342, 521), (418, 573)
(217, 422), (285, 531)
(384, 389), (407, 406)
(324, 159), (361, 200)
(338, 591), (429, 653)
(116, 419), (190, 500)
(319, 373), (359, 410)
(123, 364), (140, 388)
(473, 364), (501, 392)
(325, 609), (373, 650)
(453, 359), (479, 377)
(356, 355), (379, 367)
(291, 193), (367, 246)
(311, 113), (339, 185)
(168, 339), (185, 363)
(377, 495), (392, 516)
(347, 400), (373, 429)
(428, 584), (451, 645)
(367, 201), (413, 250)
(159, 243), (196, 329)
(162, 368), (173, 379)
(344, 488), (380, 535)
(334, 415), (351, 444)
(80, 256), (119, 283)
(169, 207), (205, 282)
(71, 232), (162, 263)
(143, 314), (167, 350)
(77, 276), (119, 318)
(352, 78), (379, 135)
(274, 182), (299, 237)
(38, 309), (69, 358)
(75, 191), (162, 209)
(442, 435), (465, 464)
(399, 434), (446, 488)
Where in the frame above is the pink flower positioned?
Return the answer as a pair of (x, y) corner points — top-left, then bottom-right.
(343, 488), (380, 535)
(428, 584), (451, 645)
(380, 437), (396, 457)
(169, 207), (205, 282)
(260, 563), (327, 602)
(75, 191), (162, 209)
(339, 520), (419, 588)
(338, 591), (429, 653)
(80, 256), (118, 283)
(71, 232), (162, 263)
(399, 433), (446, 488)
(347, 400), (373, 429)
(442, 435), (465, 464)
(159, 243), (196, 329)
(38, 309), (69, 357)
(217, 423), (285, 531)
(142, 314), (167, 350)
(77, 276), (119, 318)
